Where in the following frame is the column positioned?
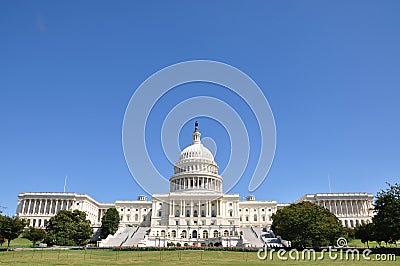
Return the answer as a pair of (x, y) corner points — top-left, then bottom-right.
(350, 200), (354, 216)
(355, 200), (360, 217)
(44, 200), (48, 214)
(206, 200), (209, 217)
(190, 200), (193, 217)
(33, 199), (38, 214)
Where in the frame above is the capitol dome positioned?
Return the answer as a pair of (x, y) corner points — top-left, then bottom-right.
(170, 121), (222, 193)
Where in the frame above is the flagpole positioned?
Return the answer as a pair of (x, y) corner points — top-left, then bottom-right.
(328, 174), (332, 193)
(64, 175), (68, 193)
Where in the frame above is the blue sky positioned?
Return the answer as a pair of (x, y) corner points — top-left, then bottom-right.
(1, 1), (399, 215)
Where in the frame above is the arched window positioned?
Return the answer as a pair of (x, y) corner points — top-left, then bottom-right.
(194, 210), (198, 217)
(254, 214), (257, 221)
(203, 230), (209, 238)
(135, 214), (138, 221)
(186, 210), (190, 217)
(224, 230), (229, 237)
(211, 210), (216, 217)
(161, 230), (165, 237)
(229, 210), (233, 217)
(171, 230), (176, 238)
(213, 230), (218, 238)
(201, 210), (205, 217)
(181, 230), (187, 238)
(175, 210), (180, 217)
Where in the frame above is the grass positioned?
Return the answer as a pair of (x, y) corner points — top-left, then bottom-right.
(0, 249), (398, 265)
(1, 238), (33, 248)
(347, 239), (398, 248)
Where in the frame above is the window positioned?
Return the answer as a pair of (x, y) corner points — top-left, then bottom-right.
(121, 209), (123, 211)
(213, 230), (218, 238)
(211, 210), (216, 217)
(186, 210), (190, 217)
(135, 214), (138, 221)
(175, 210), (180, 217)
(127, 209), (130, 211)
(176, 220), (179, 225)
(181, 230), (187, 238)
(171, 230), (176, 238)
(254, 214), (257, 221)
(239, 209), (241, 212)
(201, 210), (205, 217)
(158, 211), (162, 217)
(268, 208), (271, 212)
(262, 215), (265, 221)
(229, 202), (233, 206)
(261, 209), (264, 212)
(245, 216), (249, 221)
(229, 210), (233, 217)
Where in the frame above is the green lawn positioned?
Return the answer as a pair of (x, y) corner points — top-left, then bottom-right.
(0, 249), (398, 265)
(347, 239), (397, 248)
(1, 238), (32, 248)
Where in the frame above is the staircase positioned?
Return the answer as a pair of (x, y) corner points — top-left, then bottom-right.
(240, 227), (265, 247)
(122, 227), (149, 247)
(100, 227), (136, 247)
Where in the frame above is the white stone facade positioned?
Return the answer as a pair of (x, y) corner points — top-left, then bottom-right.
(16, 122), (375, 246)
(295, 192), (374, 227)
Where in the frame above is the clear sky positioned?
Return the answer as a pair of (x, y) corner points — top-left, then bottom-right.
(1, 1), (399, 215)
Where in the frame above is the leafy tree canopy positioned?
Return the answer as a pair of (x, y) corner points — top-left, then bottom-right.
(372, 182), (400, 244)
(45, 210), (93, 246)
(23, 226), (46, 247)
(271, 201), (344, 248)
(100, 208), (120, 239)
(0, 215), (27, 248)
(354, 223), (374, 248)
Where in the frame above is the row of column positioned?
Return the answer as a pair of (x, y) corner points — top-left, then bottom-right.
(317, 199), (370, 217)
(170, 177), (222, 192)
(21, 198), (74, 215)
(170, 199), (222, 218)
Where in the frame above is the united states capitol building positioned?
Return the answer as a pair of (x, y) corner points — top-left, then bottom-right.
(16, 122), (374, 247)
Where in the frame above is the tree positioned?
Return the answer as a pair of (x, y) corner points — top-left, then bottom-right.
(0, 215), (6, 246)
(0, 215), (27, 248)
(100, 208), (120, 239)
(372, 183), (400, 246)
(23, 227), (46, 247)
(354, 223), (374, 248)
(271, 201), (344, 248)
(45, 210), (93, 246)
